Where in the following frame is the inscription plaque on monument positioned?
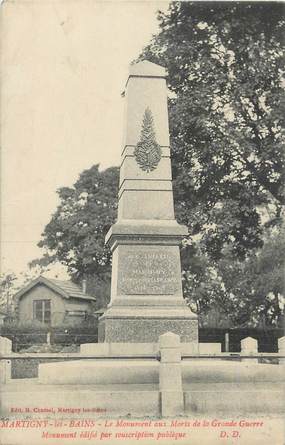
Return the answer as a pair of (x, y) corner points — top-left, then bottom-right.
(117, 246), (181, 295)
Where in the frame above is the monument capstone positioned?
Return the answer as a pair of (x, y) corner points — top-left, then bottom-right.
(100, 60), (198, 343)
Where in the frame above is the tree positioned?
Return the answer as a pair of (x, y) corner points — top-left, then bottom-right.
(238, 221), (285, 327)
(183, 220), (285, 328)
(137, 2), (285, 326)
(139, 1), (284, 260)
(0, 273), (17, 314)
(0, 269), (44, 316)
(30, 165), (119, 306)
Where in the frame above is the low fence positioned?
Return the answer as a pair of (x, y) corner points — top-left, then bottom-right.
(199, 327), (284, 352)
(1, 334), (285, 417)
(1, 335), (285, 381)
(0, 328), (98, 352)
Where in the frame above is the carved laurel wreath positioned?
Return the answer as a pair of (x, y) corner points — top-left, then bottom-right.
(134, 107), (162, 172)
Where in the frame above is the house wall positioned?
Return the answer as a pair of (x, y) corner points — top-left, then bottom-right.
(64, 299), (92, 312)
(17, 284), (92, 326)
(63, 299), (93, 325)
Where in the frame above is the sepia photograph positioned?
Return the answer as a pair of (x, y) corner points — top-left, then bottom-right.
(0, 1), (284, 444)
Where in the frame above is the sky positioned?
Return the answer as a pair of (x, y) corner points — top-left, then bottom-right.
(1, 0), (170, 279)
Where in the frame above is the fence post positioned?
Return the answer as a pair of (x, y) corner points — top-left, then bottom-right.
(47, 331), (51, 346)
(159, 332), (184, 417)
(225, 332), (230, 352)
(278, 336), (285, 365)
(0, 336), (12, 383)
(241, 336), (258, 363)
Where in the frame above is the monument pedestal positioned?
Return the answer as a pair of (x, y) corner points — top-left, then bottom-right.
(100, 220), (198, 343)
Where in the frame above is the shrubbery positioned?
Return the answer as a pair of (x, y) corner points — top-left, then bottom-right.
(50, 324), (98, 346)
(0, 318), (98, 351)
(1, 320), (49, 351)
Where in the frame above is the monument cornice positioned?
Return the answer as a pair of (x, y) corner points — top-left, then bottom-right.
(105, 220), (188, 247)
(107, 236), (185, 252)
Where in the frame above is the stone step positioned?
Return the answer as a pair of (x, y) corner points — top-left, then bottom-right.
(38, 359), (159, 385)
(37, 358), (285, 385)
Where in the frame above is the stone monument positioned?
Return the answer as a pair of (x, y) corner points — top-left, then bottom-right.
(100, 61), (198, 343)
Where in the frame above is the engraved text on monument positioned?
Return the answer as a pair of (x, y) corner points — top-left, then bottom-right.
(117, 247), (181, 295)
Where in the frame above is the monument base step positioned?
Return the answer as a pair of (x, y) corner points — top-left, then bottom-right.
(38, 359), (159, 385)
(36, 358), (285, 386)
(80, 340), (199, 355)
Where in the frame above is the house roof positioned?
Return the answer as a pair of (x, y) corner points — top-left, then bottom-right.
(14, 276), (96, 302)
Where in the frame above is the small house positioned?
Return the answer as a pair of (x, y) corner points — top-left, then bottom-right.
(15, 276), (96, 326)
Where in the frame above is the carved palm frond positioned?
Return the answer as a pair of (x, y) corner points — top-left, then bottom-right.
(134, 108), (162, 172)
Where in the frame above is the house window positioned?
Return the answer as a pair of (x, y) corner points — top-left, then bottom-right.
(33, 300), (51, 324)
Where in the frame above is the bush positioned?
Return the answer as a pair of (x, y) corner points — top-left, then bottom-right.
(50, 323), (98, 346)
(1, 320), (49, 351)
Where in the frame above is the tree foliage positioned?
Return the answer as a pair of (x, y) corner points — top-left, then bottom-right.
(0, 270), (43, 316)
(0, 273), (17, 314)
(137, 1), (285, 326)
(183, 221), (285, 327)
(30, 165), (119, 284)
(140, 1), (284, 260)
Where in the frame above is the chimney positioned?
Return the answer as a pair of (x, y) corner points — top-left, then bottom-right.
(82, 279), (87, 294)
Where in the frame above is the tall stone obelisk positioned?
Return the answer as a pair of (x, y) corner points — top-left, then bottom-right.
(101, 60), (198, 343)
